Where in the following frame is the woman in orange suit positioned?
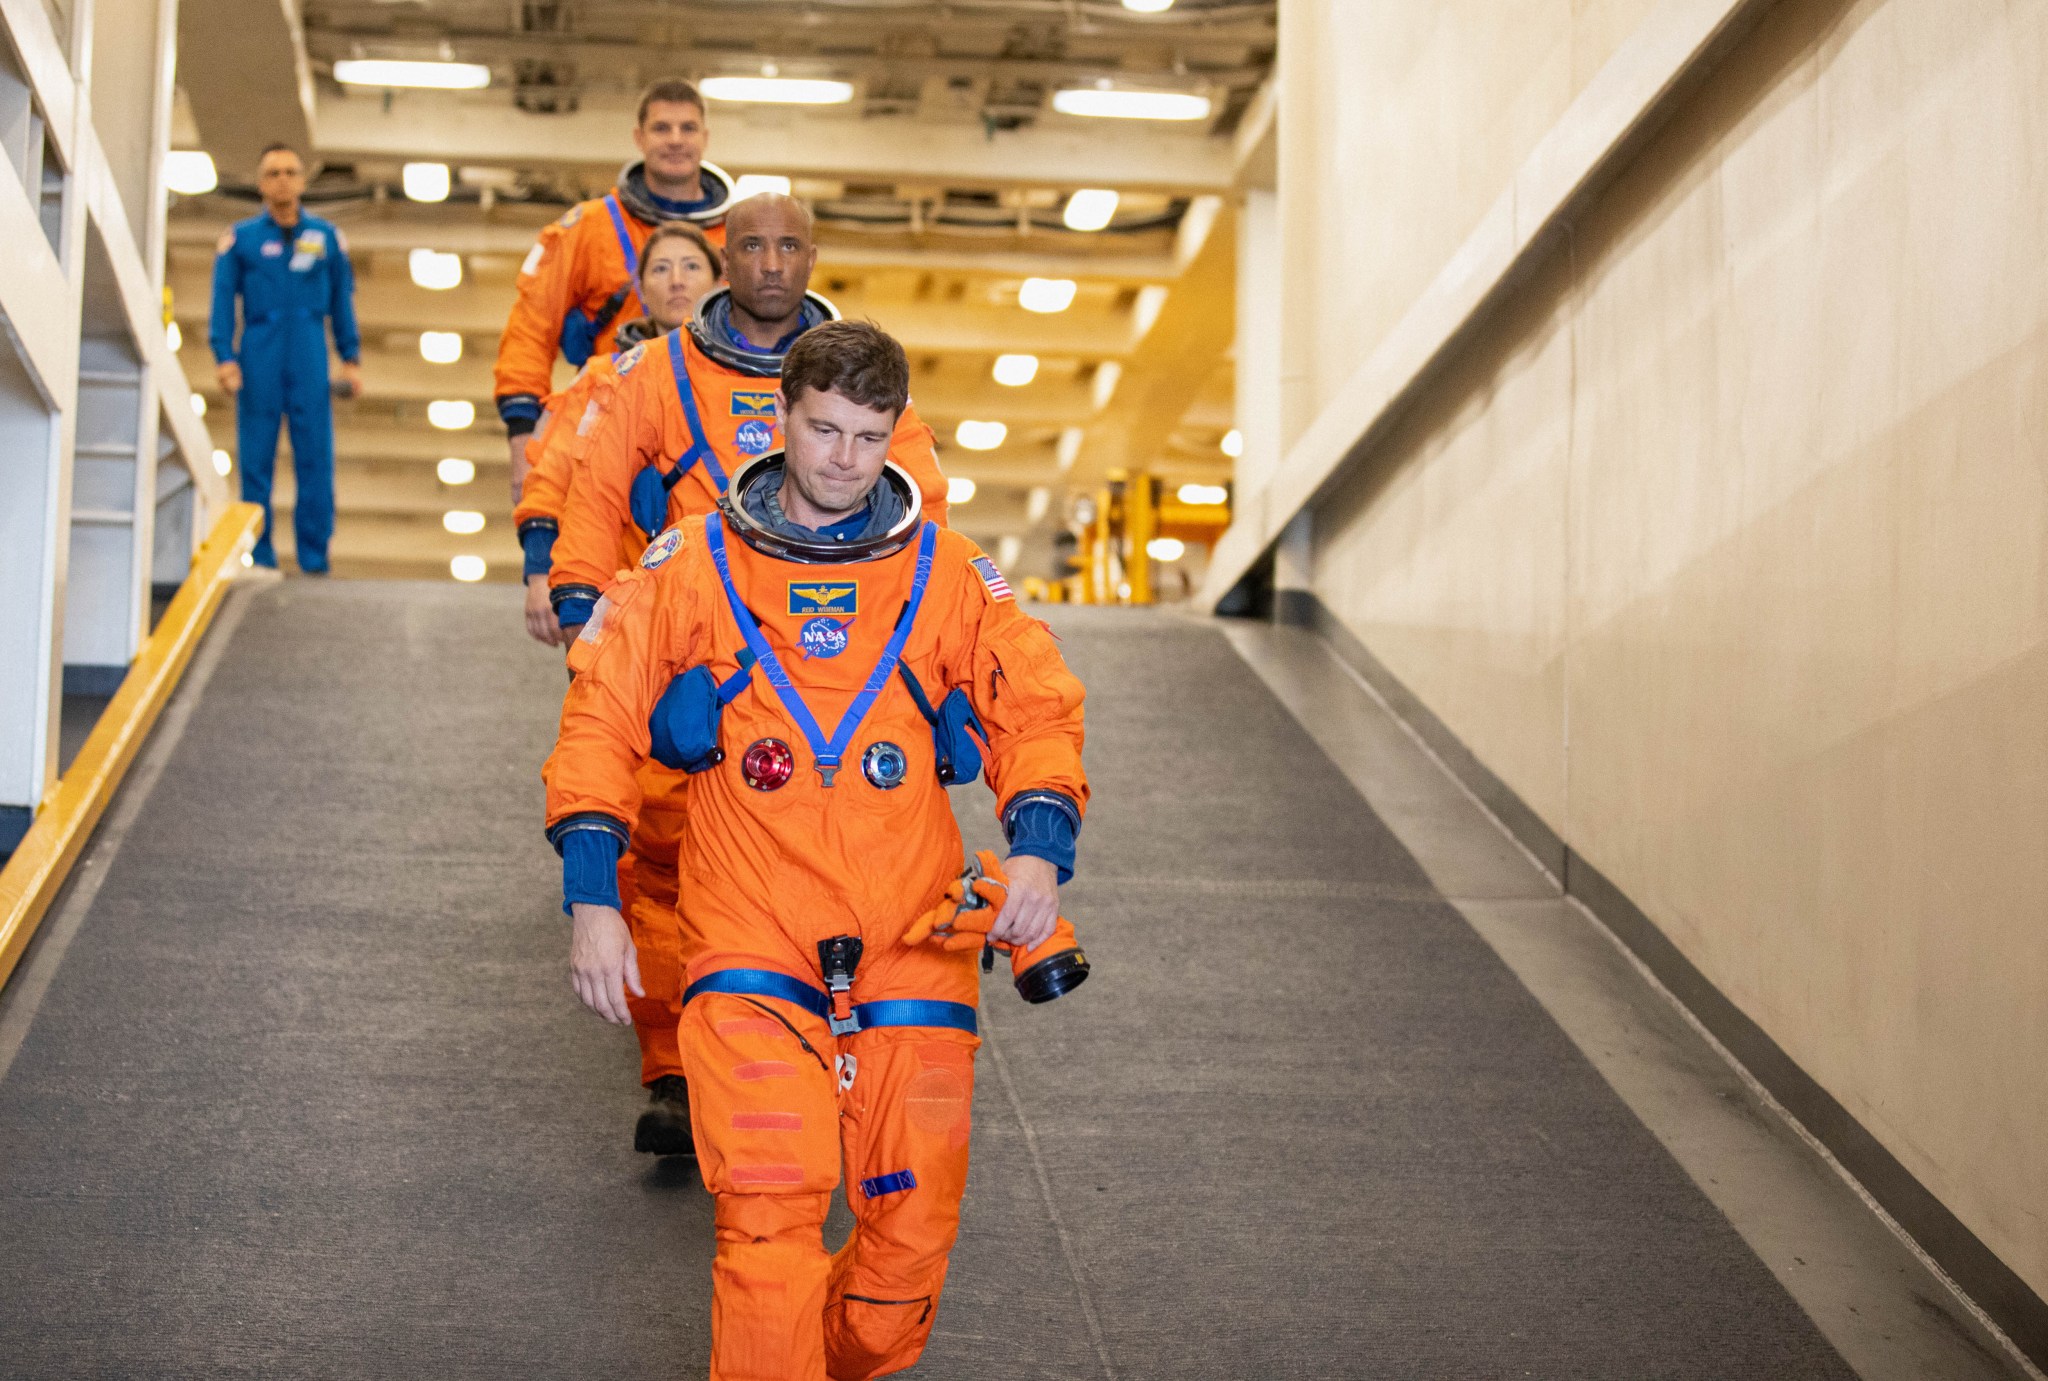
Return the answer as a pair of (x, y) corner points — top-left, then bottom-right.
(544, 321), (1087, 1380)
(516, 222), (722, 647)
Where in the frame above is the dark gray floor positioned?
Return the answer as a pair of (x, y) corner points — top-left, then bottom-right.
(0, 585), (1855, 1378)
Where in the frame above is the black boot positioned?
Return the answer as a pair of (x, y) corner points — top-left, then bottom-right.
(634, 1075), (695, 1156)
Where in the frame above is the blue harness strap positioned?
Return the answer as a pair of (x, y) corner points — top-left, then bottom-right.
(683, 968), (977, 1035)
(667, 341), (728, 494)
(704, 514), (939, 786)
(601, 195), (648, 318)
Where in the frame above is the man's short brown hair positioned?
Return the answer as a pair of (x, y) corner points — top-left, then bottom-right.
(781, 321), (910, 419)
(638, 80), (705, 124)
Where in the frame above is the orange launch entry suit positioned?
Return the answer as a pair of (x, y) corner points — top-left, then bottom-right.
(493, 162), (735, 437)
(543, 311), (950, 1088)
(544, 465), (1086, 1380)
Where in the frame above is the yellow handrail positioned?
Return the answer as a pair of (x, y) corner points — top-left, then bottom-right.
(0, 502), (262, 990)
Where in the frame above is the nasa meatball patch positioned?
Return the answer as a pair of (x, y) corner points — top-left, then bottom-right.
(641, 527), (684, 569)
(615, 342), (647, 376)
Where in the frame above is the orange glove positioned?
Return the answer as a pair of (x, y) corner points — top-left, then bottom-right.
(902, 850), (1010, 951)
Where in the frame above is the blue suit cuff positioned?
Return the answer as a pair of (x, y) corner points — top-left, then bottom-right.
(521, 525), (558, 579)
(560, 828), (623, 914)
(1003, 793), (1079, 885)
(554, 594), (596, 628)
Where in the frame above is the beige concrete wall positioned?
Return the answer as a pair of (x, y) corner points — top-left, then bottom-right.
(1303, 0), (2048, 1301)
(1276, 0), (1659, 446)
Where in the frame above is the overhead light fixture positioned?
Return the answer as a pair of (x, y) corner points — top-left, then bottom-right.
(1123, 0), (1175, 10)
(700, 76), (854, 105)
(334, 59), (491, 91)
(1146, 537), (1186, 562)
(998, 535), (1023, 569)
(443, 510), (485, 535)
(992, 354), (1039, 387)
(409, 249), (463, 291)
(165, 321), (182, 352)
(190, 393), (206, 417)
(402, 161), (451, 203)
(1062, 189), (1119, 232)
(1017, 278), (1077, 314)
(163, 150), (217, 196)
(733, 174), (793, 201)
(449, 554), (487, 582)
(1053, 88), (1211, 122)
(1092, 361), (1123, 411)
(436, 457), (476, 485)
(428, 399), (475, 430)
(955, 421), (1007, 452)
(1057, 427), (1084, 471)
(211, 448), (232, 476)
(1220, 428), (1244, 458)
(1026, 486), (1052, 523)
(419, 330), (463, 364)
(947, 476), (978, 505)
(1178, 483), (1228, 506)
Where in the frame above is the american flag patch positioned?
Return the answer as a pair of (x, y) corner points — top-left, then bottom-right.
(971, 556), (1014, 601)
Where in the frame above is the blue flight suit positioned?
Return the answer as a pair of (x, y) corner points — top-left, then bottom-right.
(208, 210), (359, 571)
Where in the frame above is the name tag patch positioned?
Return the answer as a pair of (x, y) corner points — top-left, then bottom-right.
(730, 391), (777, 418)
(788, 581), (857, 617)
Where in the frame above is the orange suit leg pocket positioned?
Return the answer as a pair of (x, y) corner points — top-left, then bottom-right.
(683, 992), (842, 1381)
(826, 1029), (979, 1381)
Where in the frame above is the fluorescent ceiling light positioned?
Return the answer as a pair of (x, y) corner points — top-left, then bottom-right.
(443, 510), (485, 535)
(409, 249), (463, 291)
(211, 448), (232, 476)
(1178, 483), (1229, 506)
(1146, 537), (1186, 562)
(1053, 88), (1211, 121)
(1062, 189), (1119, 232)
(1092, 361), (1123, 411)
(733, 174), (793, 201)
(947, 476), (978, 504)
(165, 321), (182, 352)
(419, 330), (463, 364)
(1057, 427), (1084, 471)
(436, 457), (476, 485)
(402, 162), (451, 203)
(1124, 0), (1175, 9)
(1220, 428), (1243, 458)
(1017, 278), (1077, 314)
(955, 421), (1007, 452)
(164, 150), (217, 196)
(190, 393), (206, 417)
(1027, 486), (1052, 523)
(998, 535), (1023, 571)
(450, 555), (487, 582)
(992, 354), (1039, 387)
(334, 59), (490, 90)
(428, 399), (475, 430)
(700, 76), (853, 106)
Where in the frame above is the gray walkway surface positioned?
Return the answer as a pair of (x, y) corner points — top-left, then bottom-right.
(0, 583), (1857, 1378)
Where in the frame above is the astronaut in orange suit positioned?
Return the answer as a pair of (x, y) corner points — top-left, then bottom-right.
(541, 198), (951, 1157)
(495, 78), (736, 502)
(548, 192), (948, 641)
(544, 320), (1086, 1381)
(516, 222), (723, 646)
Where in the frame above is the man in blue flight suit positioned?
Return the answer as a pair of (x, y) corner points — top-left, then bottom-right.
(208, 142), (363, 573)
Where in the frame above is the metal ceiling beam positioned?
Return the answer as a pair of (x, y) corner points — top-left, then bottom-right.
(175, 0), (315, 178)
(312, 93), (1236, 193)
(166, 215), (1181, 282)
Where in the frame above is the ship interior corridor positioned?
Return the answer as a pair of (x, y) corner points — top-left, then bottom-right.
(0, 582), (2024, 1379)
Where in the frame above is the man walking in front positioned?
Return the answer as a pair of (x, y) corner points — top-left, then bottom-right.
(208, 142), (361, 574)
(545, 321), (1088, 1378)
